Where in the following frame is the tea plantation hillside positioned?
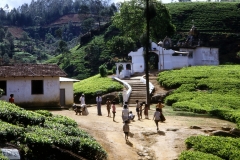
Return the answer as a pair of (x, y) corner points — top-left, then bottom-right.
(158, 65), (240, 159)
(166, 2), (240, 63)
(166, 2), (240, 32)
(158, 65), (240, 126)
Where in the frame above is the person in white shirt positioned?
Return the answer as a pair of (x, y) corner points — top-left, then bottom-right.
(153, 108), (161, 131)
(129, 111), (135, 120)
(79, 94), (85, 105)
(96, 94), (102, 116)
(122, 104), (129, 122)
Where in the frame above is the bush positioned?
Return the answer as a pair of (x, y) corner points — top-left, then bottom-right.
(99, 64), (107, 77)
(179, 151), (222, 160)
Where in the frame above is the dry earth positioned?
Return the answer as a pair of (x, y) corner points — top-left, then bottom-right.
(51, 105), (236, 160)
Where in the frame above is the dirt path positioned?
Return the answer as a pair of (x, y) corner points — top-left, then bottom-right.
(51, 105), (236, 160)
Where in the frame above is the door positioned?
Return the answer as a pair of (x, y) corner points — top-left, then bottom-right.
(60, 89), (65, 106)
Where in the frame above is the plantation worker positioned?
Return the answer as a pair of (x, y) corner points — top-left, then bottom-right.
(96, 93), (102, 116)
(106, 98), (111, 117)
(153, 108), (161, 131)
(156, 100), (166, 122)
(9, 94), (14, 103)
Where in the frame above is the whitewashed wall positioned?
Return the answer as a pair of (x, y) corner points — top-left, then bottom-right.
(60, 81), (74, 106)
(129, 48), (145, 73)
(0, 77), (60, 107)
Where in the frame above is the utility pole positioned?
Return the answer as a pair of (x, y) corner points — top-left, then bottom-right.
(145, 0), (150, 105)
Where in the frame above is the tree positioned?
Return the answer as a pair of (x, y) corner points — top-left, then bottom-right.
(112, 0), (176, 43)
(107, 36), (135, 60)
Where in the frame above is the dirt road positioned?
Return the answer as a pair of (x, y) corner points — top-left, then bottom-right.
(51, 105), (236, 160)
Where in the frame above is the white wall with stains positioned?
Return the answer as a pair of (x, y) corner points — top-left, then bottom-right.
(0, 76), (60, 106)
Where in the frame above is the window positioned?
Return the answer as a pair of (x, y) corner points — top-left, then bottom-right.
(0, 81), (6, 95)
(32, 80), (43, 94)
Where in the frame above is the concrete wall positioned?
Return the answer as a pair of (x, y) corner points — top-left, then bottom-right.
(60, 81), (74, 107)
(0, 77), (60, 107)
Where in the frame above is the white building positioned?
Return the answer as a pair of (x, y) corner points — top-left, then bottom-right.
(116, 41), (219, 78)
(0, 64), (79, 109)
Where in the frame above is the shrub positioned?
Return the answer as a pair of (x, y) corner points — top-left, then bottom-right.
(99, 64), (107, 77)
(179, 151), (222, 160)
(35, 110), (53, 117)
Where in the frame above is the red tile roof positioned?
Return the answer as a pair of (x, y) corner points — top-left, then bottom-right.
(0, 64), (67, 77)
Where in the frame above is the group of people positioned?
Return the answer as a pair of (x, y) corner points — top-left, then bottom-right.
(73, 94), (89, 115)
(77, 93), (166, 141)
(135, 100), (150, 120)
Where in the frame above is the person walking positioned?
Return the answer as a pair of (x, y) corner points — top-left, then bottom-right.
(96, 94), (102, 116)
(106, 98), (111, 117)
(112, 101), (116, 121)
(123, 120), (130, 142)
(153, 108), (161, 131)
(9, 94), (14, 103)
(122, 104), (129, 122)
(156, 100), (166, 122)
(135, 100), (140, 120)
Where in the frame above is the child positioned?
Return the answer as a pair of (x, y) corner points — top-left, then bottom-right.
(123, 120), (130, 141)
(112, 101), (116, 121)
(129, 111), (135, 120)
(9, 94), (14, 103)
(139, 102), (143, 119)
(106, 98), (111, 117)
(153, 108), (161, 131)
(136, 100), (140, 120)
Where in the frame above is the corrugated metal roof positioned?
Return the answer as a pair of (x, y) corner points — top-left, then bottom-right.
(0, 64), (67, 77)
(60, 77), (80, 82)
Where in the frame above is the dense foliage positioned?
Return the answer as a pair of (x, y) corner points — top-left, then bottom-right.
(0, 101), (107, 159)
(158, 65), (240, 126)
(0, 0), (116, 27)
(182, 135), (240, 159)
(73, 74), (124, 103)
(179, 150), (223, 160)
(166, 2), (240, 32)
(112, 0), (176, 42)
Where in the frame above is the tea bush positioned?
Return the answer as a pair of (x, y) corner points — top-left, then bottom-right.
(185, 135), (240, 159)
(158, 65), (240, 124)
(0, 101), (107, 159)
(179, 150), (222, 160)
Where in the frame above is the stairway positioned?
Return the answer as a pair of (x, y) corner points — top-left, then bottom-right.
(123, 76), (147, 107)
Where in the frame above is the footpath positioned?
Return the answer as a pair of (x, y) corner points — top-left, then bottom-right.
(51, 105), (236, 160)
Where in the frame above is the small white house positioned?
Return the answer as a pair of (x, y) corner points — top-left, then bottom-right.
(0, 64), (78, 109)
(118, 41), (219, 78)
(60, 77), (79, 107)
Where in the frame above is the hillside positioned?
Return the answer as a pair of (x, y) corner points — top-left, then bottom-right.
(3, 2), (240, 80)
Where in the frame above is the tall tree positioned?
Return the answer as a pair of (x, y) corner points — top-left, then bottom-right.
(112, 0), (176, 43)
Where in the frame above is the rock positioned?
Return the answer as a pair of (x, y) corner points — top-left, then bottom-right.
(222, 126), (232, 131)
(137, 152), (144, 156)
(209, 130), (237, 137)
(229, 128), (240, 137)
(190, 126), (202, 129)
(142, 132), (157, 136)
(166, 128), (179, 131)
